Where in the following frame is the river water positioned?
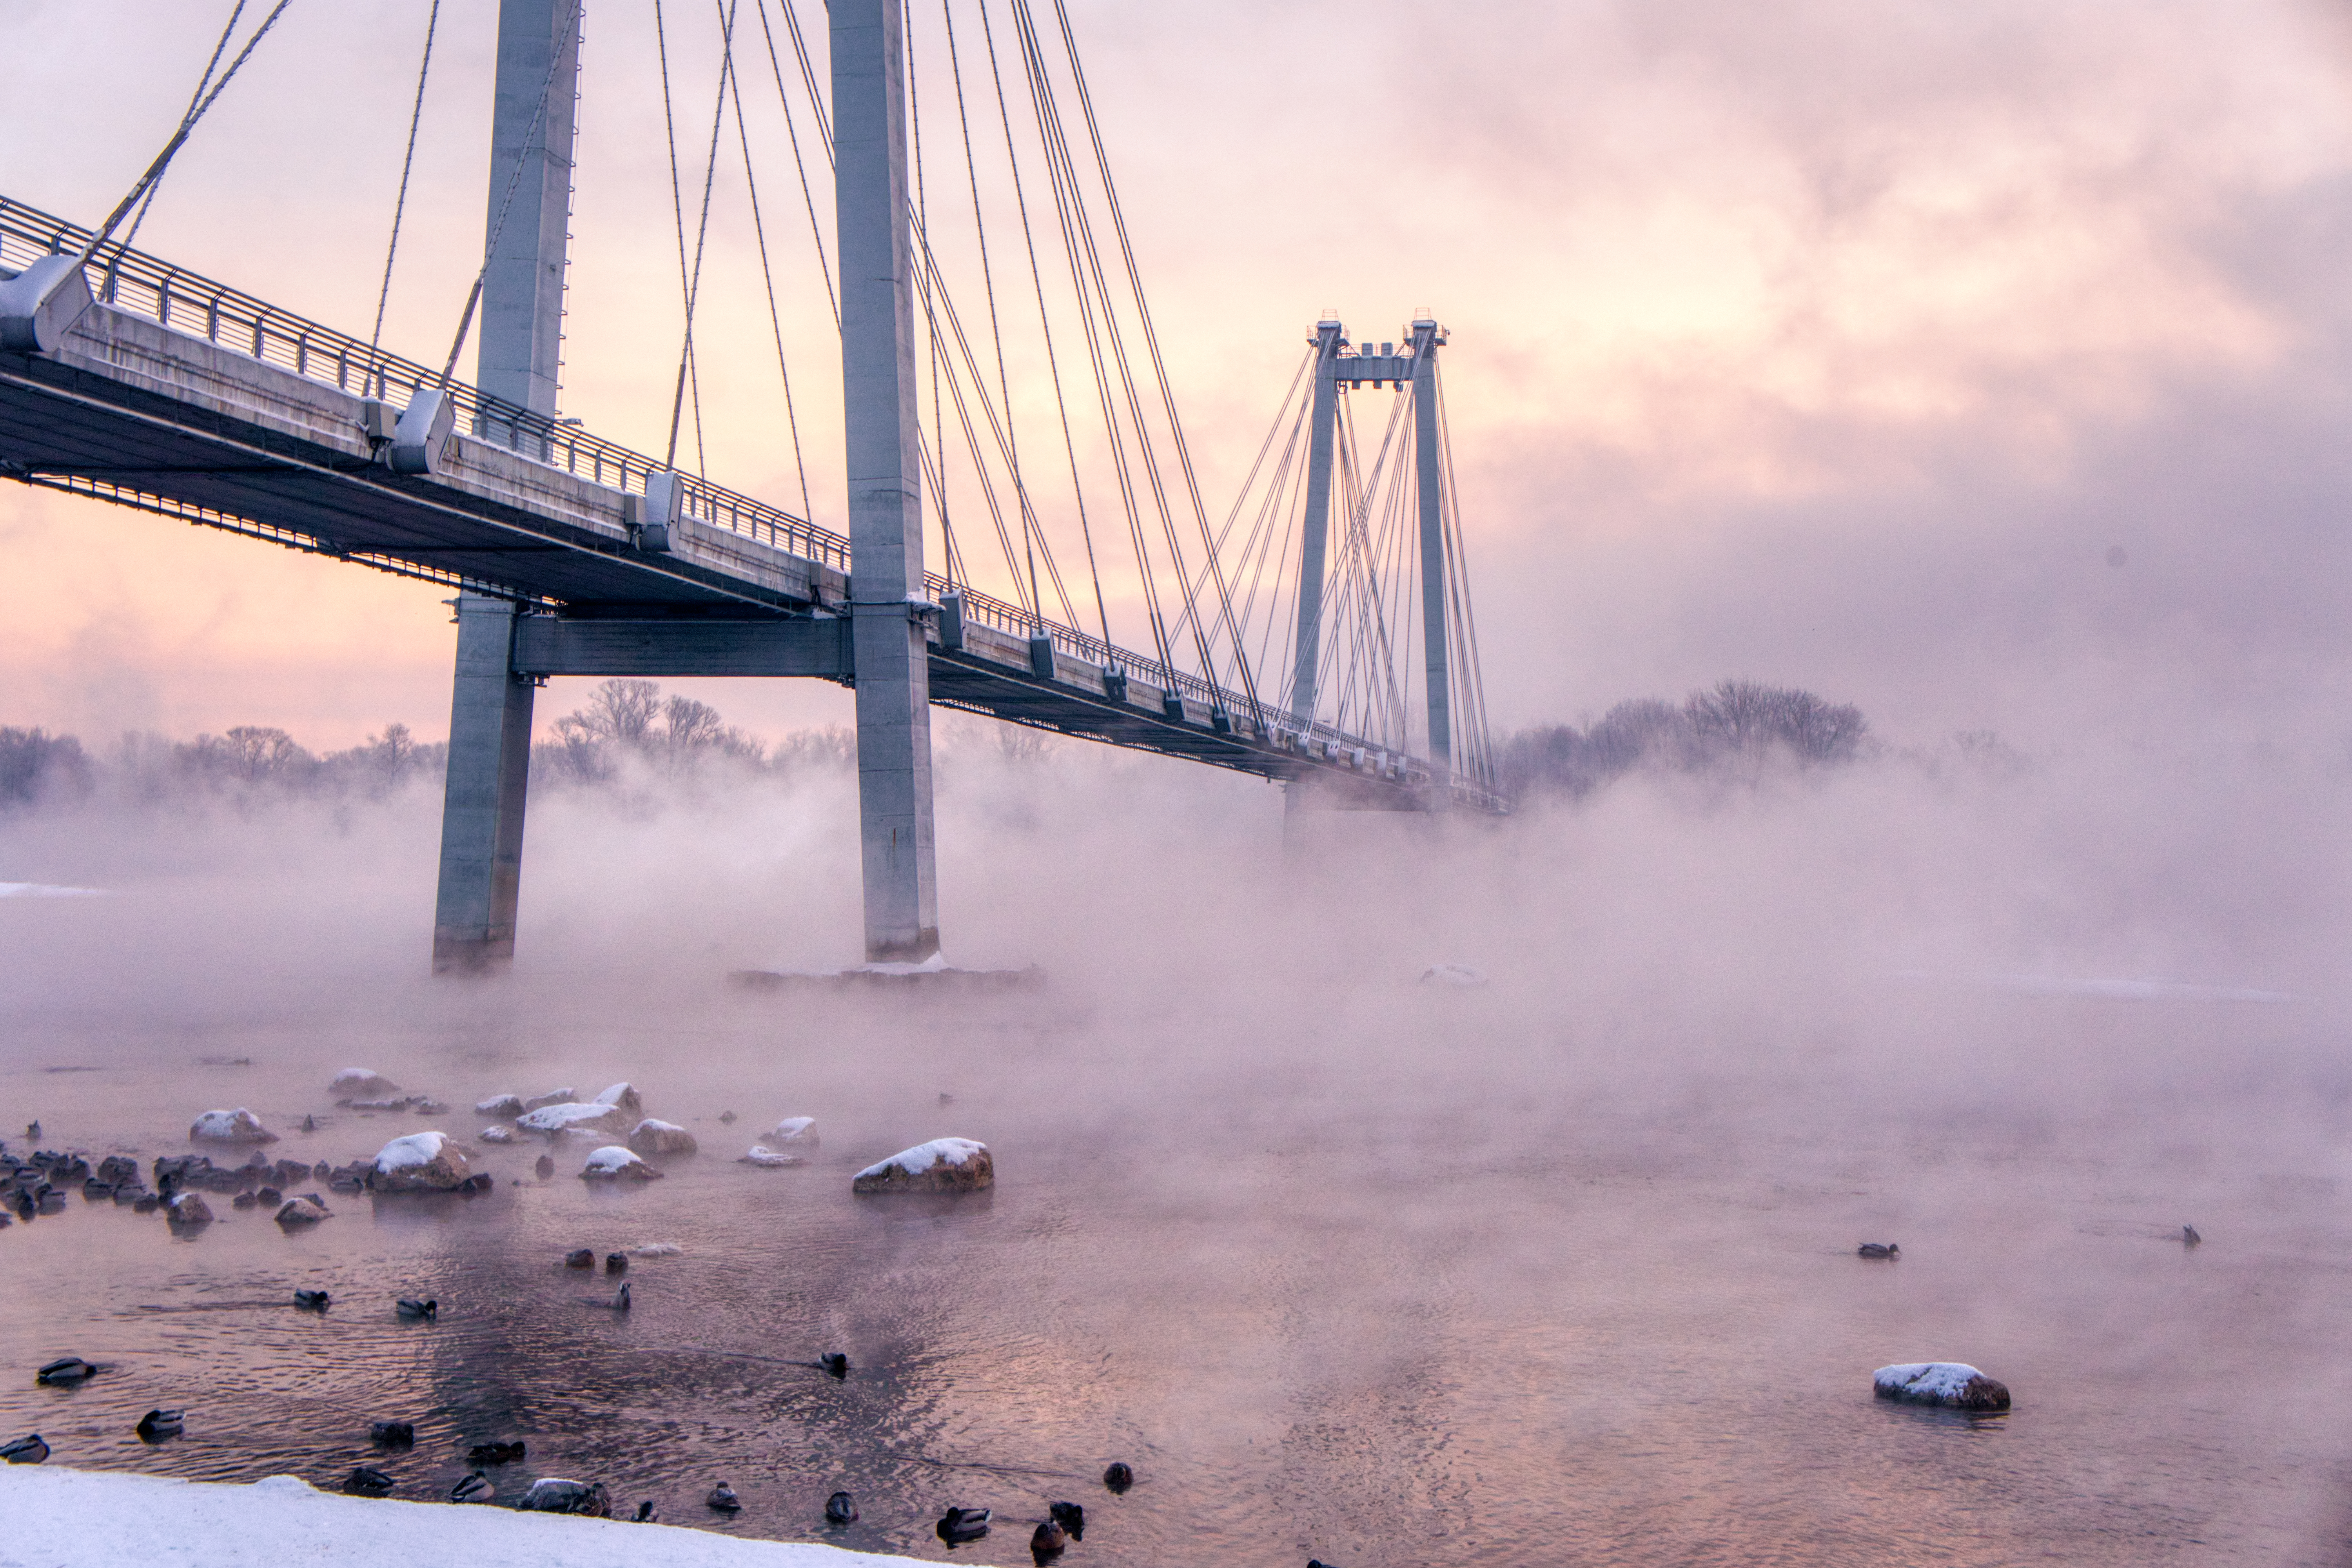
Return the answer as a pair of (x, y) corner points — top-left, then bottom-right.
(3, 951), (2348, 1568)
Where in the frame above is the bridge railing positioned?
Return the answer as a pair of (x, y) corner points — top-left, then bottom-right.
(0, 198), (1501, 801)
(0, 200), (849, 572)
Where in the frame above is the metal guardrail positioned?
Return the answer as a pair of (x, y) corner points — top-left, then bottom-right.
(0, 196), (1500, 806)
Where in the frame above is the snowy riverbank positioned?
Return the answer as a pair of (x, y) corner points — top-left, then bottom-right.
(0, 1467), (931, 1568)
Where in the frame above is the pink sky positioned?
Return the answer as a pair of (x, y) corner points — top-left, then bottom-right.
(6, 0), (2352, 751)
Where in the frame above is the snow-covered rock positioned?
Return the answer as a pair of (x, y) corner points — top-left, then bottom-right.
(274, 1196), (330, 1226)
(165, 1191), (213, 1225)
(330, 1069), (400, 1100)
(474, 1094), (526, 1119)
(592, 1082), (644, 1116)
(368, 1132), (472, 1193)
(517, 1101), (632, 1138)
(580, 1146), (663, 1182)
(739, 1145), (806, 1168)
(627, 1119), (697, 1156)
(1873, 1362), (2011, 1411)
(189, 1108), (278, 1145)
(521, 1087), (577, 1112)
(766, 1116), (819, 1147)
(479, 1125), (517, 1144)
(627, 1241), (682, 1256)
(1419, 963), (1488, 988)
(517, 1477), (610, 1515)
(852, 1138), (993, 1194)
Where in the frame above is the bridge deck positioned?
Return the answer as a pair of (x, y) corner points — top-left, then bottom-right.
(0, 198), (1500, 809)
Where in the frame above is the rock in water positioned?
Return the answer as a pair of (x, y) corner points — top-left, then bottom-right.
(521, 1087), (578, 1112)
(1419, 963), (1488, 987)
(936, 1506), (991, 1545)
(1873, 1362), (2011, 1411)
(1031, 1519), (1067, 1561)
(518, 1102), (634, 1139)
(580, 1145), (663, 1182)
(368, 1131), (472, 1193)
(739, 1145), (806, 1168)
(1, 1433), (48, 1464)
(520, 1478), (611, 1516)
(474, 1095), (526, 1120)
(1857, 1242), (1899, 1259)
(330, 1069), (402, 1100)
(628, 1119), (698, 1156)
(766, 1116), (819, 1148)
(851, 1138), (993, 1194)
(275, 1197), (331, 1227)
(450, 1471), (493, 1504)
(136, 1408), (184, 1442)
(593, 1082), (645, 1116)
(1102, 1462), (1134, 1493)
(718, 1111), (738, 1125)
(165, 1192), (213, 1226)
(370, 1421), (414, 1447)
(825, 1491), (858, 1524)
(189, 1108), (278, 1144)
(706, 1481), (741, 1512)
(535, 1154), (556, 1180)
(479, 1125), (517, 1145)
(343, 1466), (395, 1497)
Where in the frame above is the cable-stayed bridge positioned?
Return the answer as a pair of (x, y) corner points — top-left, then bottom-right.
(0, 0), (1502, 972)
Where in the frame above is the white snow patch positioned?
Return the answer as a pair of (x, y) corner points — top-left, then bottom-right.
(1873, 1362), (1987, 1401)
(0, 1465), (926, 1567)
(0, 881), (103, 897)
(628, 1241), (684, 1256)
(374, 1131), (451, 1172)
(740, 1145), (806, 1167)
(593, 1082), (639, 1107)
(858, 952), (950, 976)
(854, 1137), (985, 1181)
(518, 1101), (629, 1134)
(480, 1125), (517, 1144)
(582, 1145), (650, 1175)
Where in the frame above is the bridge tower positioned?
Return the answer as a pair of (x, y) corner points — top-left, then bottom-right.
(430, 0), (582, 973)
(1287, 314), (1455, 802)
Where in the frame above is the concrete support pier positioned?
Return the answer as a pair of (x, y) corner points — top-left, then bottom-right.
(432, 595), (535, 973)
(833, 0), (940, 963)
(1410, 318), (1452, 784)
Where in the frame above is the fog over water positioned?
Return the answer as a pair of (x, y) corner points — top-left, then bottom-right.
(5, 725), (2352, 1564)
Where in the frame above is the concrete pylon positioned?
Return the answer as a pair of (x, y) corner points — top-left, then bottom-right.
(432, 595), (535, 973)
(1289, 319), (1345, 720)
(833, 0), (940, 963)
(1410, 318), (1451, 788)
(477, 0), (581, 421)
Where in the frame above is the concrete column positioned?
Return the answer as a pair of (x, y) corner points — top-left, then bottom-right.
(1410, 318), (1452, 782)
(432, 595), (535, 973)
(833, 0), (940, 963)
(1289, 319), (1345, 720)
(477, 0), (581, 421)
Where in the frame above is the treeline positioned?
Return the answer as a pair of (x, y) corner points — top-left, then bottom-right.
(1498, 680), (1869, 800)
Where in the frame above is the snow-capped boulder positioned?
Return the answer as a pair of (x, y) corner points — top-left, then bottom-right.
(592, 1082), (644, 1116)
(627, 1119), (697, 1156)
(580, 1145), (662, 1182)
(189, 1108), (278, 1145)
(165, 1191), (213, 1225)
(852, 1138), (993, 1194)
(519, 1477), (611, 1515)
(330, 1069), (401, 1100)
(766, 1116), (819, 1147)
(474, 1094), (525, 1119)
(739, 1145), (806, 1167)
(368, 1131), (472, 1193)
(521, 1087), (577, 1112)
(478, 1125), (517, 1144)
(1873, 1363), (2011, 1411)
(274, 1196), (330, 1226)
(517, 1101), (632, 1138)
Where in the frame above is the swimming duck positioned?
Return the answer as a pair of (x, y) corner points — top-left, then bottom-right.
(706, 1481), (742, 1512)
(343, 1466), (395, 1498)
(1102, 1461), (1134, 1493)
(718, 1111), (738, 1124)
(634, 1500), (657, 1522)
(468, 1440), (527, 1465)
(36, 1357), (97, 1386)
(936, 1506), (991, 1544)
(302, 1114), (316, 1133)
(294, 1289), (331, 1311)
(825, 1491), (858, 1524)
(606, 1252), (628, 1275)
(136, 1409), (184, 1442)
(613, 1282), (632, 1312)
(1857, 1243), (1899, 1259)
(2183, 1224), (2202, 1246)
(565, 1248), (595, 1269)
(1031, 1519), (1067, 1561)
(818, 1352), (849, 1378)
(395, 1298), (437, 1321)
(1, 1433), (47, 1465)
(1048, 1501), (1084, 1539)
(370, 1420), (415, 1447)
(25, 1122), (37, 1138)
(450, 1471), (494, 1504)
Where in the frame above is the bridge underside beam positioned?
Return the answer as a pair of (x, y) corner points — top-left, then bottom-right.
(514, 615), (851, 678)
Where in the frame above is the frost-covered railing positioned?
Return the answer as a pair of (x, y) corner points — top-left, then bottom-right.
(0, 198), (848, 572)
